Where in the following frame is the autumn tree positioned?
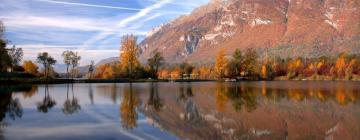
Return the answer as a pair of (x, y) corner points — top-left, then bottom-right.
(198, 66), (213, 79)
(228, 49), (244, 78)
(147, 51), (165, 79)
(261, 62), (273, 79)
(243, 48), (258, 77)
(214, 49), (228, 79)
(179, 62), (194, 79)
(0, 21), (11, 72)
(95, 64), (115, 79)
(8, 45), (23, 71)
(158, 70), (170, 79)
(36, 52), (56, 79)
(287, 58), (304, 79)
(345, 57), (358, 80)
(70, 52), (81, 79)
(103, 64), (115, 79)
(119, 35), (140, 79)
(334, 53), (347, 78)
(88, 60), (95, 79)
(23, 60), (38, 75)
(62, 50), (74, 78)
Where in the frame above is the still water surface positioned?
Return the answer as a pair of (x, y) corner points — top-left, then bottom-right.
(0, 81), (359, 140)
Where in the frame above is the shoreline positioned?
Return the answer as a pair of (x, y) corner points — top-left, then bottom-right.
(1, 77), (359, 85)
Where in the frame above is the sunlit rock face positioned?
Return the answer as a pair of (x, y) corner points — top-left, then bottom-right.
(138, 82), (360, 140)
(139, 0), (360, 63)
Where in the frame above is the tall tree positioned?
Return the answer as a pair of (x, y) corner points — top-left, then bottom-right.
(119, 35), (140, 79)
(214, 49), (228, 79)
(228, 49), (244, 78)
(36, 52), (56, 79)
(243, 48), (258, 76)
(62, 50), (74, 79)
(88, 60), (95, 79)
(147, 51), (165, 79)
(179, 62), (194, 79)
(0, 21), (11, 72)
(70, 52), (81, 79)
(8, 45), (23, 71)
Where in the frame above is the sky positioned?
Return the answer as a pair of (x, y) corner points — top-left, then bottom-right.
(0, 0), (209, 65)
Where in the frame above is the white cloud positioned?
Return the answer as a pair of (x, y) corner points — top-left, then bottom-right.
(82, 0), (174, 49)
(33, 0), (141, 11)
(18, 44), (119, 65)
(1, 15), (114, 31)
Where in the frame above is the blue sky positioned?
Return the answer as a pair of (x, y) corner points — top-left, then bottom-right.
(0, 0), (209, 65)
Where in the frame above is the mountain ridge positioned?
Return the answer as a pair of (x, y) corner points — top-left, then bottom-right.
(139, 0), (360, 63)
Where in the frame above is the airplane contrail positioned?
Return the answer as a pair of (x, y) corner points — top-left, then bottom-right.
(34, 0), (142, 11)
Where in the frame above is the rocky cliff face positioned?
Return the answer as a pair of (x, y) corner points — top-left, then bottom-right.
(139, 0), (360, 63)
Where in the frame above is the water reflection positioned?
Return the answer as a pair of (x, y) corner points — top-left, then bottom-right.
(0, 81), (359, 140)
(88, 83), (94, 105)
(62, 84), (81, 115)
(146, 83), (163, 112)
(37, 85), (56, 113)
(0, 85), (31, 140)
(120, 83), (139, 129)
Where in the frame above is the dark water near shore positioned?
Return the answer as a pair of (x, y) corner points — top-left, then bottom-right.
(0, 81), (359, 140)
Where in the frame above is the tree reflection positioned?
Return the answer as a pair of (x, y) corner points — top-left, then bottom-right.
(62, 84), (81, 115)
(88, 83), (94, 105)
(0, 86), (25, 140)
(147, 83), (163, 112)
(37, 85), (56, 113)
(120, 83), (139, 129)
(0, 93), (23, 122)
(215, 82), (228, 112)
(178, 82), (193, 102)
(22, 85), (38, 98)
(215, 83), (258, 112)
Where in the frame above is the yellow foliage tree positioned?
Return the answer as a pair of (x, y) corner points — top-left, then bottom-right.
(214, 49), (228, 79)
(335, 53), (347, 77)
(199, 66), (212, 79)
(261, 64), (267, 78)
(288, 58), (303, 78)
(170, 69), (180, 79)
(103, 65), (115, 79)
(158, 70), (170, 79)
(23, 60), (38, 75)
(95, 64), (115, 79)
(119, 35), (140, 78)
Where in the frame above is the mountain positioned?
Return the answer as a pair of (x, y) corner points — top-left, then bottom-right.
(95, 57), (119, 66)
(139, 0), (360, 63)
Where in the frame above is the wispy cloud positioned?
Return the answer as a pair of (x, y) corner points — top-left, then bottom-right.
(1, 15), (113, 31)
(1, 0), (209, 65)
(18, 44), (120, 65)
(33, 0), (142, 11)
(82, 0), (173, 49)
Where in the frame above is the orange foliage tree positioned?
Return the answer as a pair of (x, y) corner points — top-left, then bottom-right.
(23, 60), (38, 75)
(214, 49), (228, 79)
(334, 53), (347, 78)
(119, 35), (140, 78)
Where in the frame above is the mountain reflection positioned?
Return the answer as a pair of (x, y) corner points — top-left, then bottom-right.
(0, 82), (359, 140)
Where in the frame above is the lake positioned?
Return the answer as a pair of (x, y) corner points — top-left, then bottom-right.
(0, 81), (359, 140)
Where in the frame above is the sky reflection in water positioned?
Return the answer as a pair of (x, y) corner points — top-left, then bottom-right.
(0, 81), (359, 140)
